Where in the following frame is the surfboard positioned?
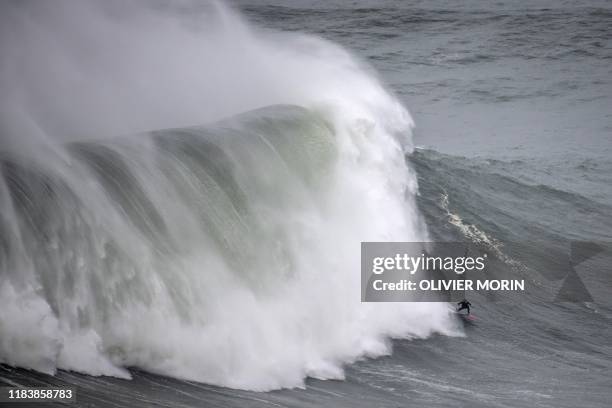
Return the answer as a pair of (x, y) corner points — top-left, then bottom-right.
(455, 312), (476, 321)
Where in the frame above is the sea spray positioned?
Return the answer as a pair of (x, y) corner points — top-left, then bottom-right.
(0, 0), (456, 390)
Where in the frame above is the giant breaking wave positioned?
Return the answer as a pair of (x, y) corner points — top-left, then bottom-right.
(0, 0), (456, 390)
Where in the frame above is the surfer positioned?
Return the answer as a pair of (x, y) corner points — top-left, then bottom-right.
(457, 299), (471, 315)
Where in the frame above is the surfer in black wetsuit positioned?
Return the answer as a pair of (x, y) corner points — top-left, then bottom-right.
(457, 299), (471, 315)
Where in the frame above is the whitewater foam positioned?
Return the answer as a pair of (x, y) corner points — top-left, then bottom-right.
(0, 0), (456, 390)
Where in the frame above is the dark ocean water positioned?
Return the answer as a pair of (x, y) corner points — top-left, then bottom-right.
(242, 0), (612, 167)
(2, 1), (612, 407)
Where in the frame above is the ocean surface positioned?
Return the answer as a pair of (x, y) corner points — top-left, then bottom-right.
(1, 1), (611, 407)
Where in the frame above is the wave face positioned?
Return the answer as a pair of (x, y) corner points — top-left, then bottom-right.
(412, 149), (612, 245)
(0, 1), (454, 390)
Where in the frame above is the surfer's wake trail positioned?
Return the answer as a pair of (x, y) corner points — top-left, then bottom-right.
(0, 0), (456, 391)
